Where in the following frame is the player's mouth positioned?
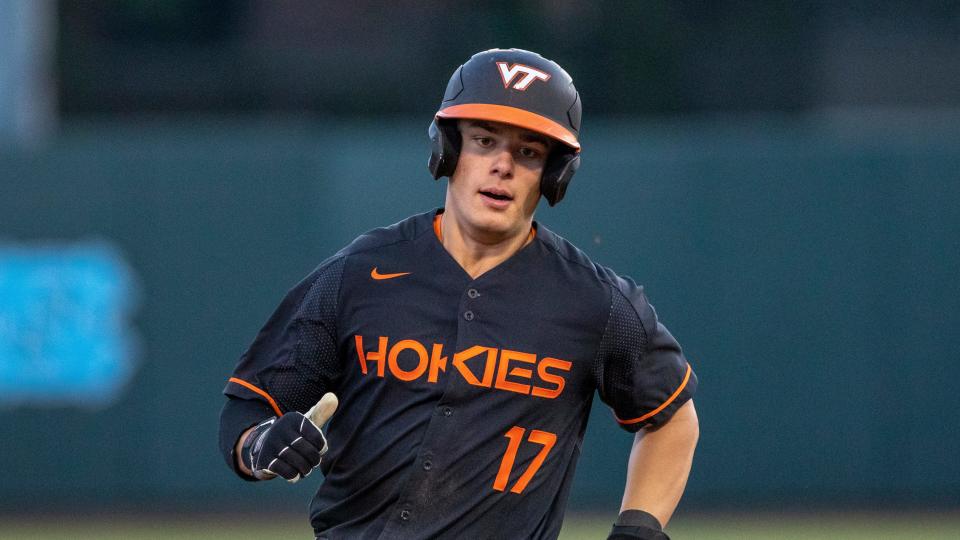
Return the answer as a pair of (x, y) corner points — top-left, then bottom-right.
(479, 188), (514, 209)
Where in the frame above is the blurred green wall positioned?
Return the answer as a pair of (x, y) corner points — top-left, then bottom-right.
(1, 114), (958, 513)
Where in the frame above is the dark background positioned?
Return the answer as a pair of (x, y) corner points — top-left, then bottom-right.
(57, 1), (960, 117)
(1, 0), (958, 519)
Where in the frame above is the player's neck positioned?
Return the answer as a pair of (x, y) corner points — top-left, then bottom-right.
(438, 212), (534, 279)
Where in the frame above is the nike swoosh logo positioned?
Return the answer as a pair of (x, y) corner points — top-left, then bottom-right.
(371, 267), (412, 280)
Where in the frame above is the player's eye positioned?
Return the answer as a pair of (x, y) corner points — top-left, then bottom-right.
(518, 146), (542, 160)
(473, 136), (493, 147)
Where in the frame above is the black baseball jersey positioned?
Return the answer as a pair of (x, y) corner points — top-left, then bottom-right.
(219, 209), (696, 540)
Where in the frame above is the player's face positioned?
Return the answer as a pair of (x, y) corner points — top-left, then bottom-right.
(445, 120), (551, 240)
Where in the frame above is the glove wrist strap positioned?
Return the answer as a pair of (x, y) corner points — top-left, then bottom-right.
(240, 418), (276, 476)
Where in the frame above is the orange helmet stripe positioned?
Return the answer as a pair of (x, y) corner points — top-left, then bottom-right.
(436, 103), (580, 151)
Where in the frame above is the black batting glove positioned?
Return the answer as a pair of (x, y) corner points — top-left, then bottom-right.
(240, 393), (339, 482)
(241, 411), (328, 481)
(607, 510), (670, 540)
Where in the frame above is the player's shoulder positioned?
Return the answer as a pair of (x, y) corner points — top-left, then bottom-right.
(293, 210), (433, 290)
(334, 209), (435, 259)
(535, 223), (650, 312)
(534, 223), (635, 290)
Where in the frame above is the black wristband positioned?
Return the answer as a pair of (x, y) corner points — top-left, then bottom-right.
(617, 509), (662, 530)
(607, 510), (669, 540)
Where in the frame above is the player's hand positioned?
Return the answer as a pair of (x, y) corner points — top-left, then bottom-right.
(242, 393), (339, 482)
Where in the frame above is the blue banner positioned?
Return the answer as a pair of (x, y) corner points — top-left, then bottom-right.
(0, 242), (138, 407)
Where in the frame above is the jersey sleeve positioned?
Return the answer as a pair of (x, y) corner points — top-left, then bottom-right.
(223, 255), (346, 418)
(596, 276), (697, 432)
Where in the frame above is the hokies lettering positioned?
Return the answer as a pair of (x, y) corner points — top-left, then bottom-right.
(354, 335), (571, 399)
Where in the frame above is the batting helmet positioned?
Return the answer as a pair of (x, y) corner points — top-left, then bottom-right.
(428, 48), (582, 206)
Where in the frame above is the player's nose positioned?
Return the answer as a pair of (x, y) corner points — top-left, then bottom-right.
(489, 145), (514, 179)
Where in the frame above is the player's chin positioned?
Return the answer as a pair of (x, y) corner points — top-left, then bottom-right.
(478, 216), (528, 240)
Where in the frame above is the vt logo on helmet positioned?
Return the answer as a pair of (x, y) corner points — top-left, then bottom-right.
(497, 62), (551, 90)
(428, 48), (582, 206)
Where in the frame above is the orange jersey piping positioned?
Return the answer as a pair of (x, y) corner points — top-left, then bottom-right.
(228, 377), (283, 417)
(614, 363), (692, 426)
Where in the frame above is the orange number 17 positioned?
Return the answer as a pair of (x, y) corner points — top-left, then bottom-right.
(493, 426), (557, 494)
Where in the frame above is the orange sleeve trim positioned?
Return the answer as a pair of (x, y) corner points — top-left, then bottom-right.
(228, 377), (283, 417)
(615, 363), (692, 425)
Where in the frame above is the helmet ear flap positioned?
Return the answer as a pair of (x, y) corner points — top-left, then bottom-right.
(428, 119), (462, 179)
(540, 151), (580, 206)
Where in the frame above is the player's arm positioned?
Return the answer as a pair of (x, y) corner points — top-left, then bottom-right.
(220, 256), (346, 481)
(612, 399), (698, 537)
(599, 280), (699, 540)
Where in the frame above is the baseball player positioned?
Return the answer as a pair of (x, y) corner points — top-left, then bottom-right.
(219, 48), (699, 540)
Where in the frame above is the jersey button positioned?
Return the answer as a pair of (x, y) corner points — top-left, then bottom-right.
(467, 288), (480, 299)
(442, 406), (453, 417)
(463, 310), (474, 321)
(400, 510), (411, 521)
(423, 459), (433, 471)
